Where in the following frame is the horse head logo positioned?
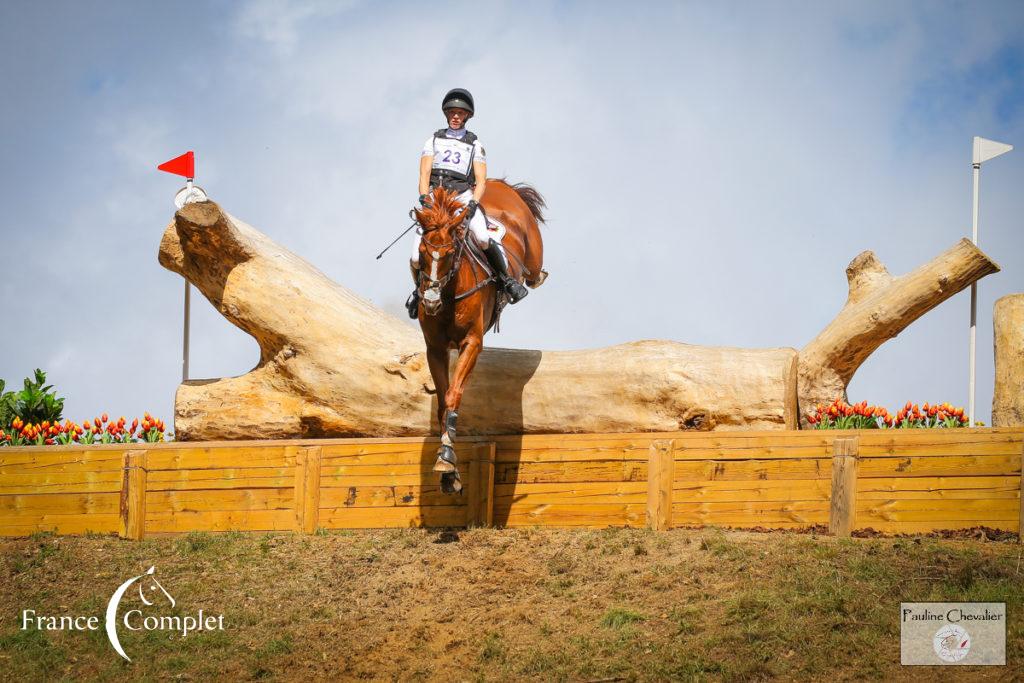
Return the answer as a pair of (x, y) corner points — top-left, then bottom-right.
(105, 566), (173, 662)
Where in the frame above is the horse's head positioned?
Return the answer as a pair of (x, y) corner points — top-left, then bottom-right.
(413, 186), (469, 315)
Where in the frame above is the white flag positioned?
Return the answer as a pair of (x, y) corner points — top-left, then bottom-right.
(973, 136), (1013, 164)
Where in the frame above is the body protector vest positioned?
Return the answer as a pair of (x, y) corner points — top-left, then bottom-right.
(429, 129), (478, 194)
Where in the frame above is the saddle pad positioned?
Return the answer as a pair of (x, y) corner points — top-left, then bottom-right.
(485, 215), (507, 241)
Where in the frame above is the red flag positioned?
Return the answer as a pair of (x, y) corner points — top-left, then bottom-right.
(157, 151), (194, 179)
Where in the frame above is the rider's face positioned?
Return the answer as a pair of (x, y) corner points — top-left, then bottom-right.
(445, 108), (470, 129)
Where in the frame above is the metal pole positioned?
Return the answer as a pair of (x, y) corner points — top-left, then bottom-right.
(968, 162), (980, 427)
(183, 281), (191, 382)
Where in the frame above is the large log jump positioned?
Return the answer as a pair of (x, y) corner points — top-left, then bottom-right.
(159, 201), (998, 441)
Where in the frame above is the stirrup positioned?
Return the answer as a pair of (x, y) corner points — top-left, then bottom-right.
(503, 278), (529, 304)
(406, 290), (419, 319)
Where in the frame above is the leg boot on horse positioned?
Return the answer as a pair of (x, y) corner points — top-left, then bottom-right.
(406, 262), (421, 319)
(434, 409), (462, 494)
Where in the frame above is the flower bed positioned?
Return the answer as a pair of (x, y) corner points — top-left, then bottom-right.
(807, 398), (972, 429)
(1, 413), (167, 446)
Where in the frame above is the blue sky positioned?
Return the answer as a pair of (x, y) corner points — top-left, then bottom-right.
(1, 1), (1022, 431)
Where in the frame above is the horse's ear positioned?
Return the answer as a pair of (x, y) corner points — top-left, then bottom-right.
(445, 211), (466, 231)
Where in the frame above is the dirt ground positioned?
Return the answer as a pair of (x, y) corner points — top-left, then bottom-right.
(1, 526), (1021, 681)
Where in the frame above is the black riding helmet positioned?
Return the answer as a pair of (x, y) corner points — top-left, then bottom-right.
(442, 88), (474, 117)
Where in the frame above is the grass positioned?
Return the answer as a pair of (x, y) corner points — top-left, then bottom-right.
(0, 527), (1021, 680)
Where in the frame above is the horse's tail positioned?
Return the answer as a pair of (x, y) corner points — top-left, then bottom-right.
(507, 181), (547, 225)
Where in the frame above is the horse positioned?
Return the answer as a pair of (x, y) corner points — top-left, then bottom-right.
(412, 179), (546, 494)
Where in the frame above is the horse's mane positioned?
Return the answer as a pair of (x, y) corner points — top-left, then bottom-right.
(415, 186), (465, 229)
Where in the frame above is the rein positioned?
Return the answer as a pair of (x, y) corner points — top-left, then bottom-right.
(417, 226), (496, 311)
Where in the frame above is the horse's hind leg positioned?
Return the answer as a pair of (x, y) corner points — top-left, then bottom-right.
(522, 219), (545, 288)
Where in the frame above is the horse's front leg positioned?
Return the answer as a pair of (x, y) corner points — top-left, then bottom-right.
(425, 346), (450, 435)
(434, 334), (485, 495)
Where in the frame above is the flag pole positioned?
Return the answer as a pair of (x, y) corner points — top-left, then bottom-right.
(968, 160), (980, 427)
(183, 176), (195, 382)
(183, 281), (191, 382)
(967, 136), (1013, 428)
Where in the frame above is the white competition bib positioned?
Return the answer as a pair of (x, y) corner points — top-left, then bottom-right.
(431, 137), (474, 176)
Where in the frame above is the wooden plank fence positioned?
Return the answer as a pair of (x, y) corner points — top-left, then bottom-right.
(1, 429), (1021, 539)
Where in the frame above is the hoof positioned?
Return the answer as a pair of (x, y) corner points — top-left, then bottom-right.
(433, 445), (457, 473)
(528, 269), (549, 289)
(440, 471), (463, 495)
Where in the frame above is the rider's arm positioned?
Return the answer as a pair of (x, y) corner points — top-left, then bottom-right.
(418, 154), (433, 196)
(472, 160), (486, 202)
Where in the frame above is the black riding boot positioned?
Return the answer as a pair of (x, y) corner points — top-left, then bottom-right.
(483, 238), (529, 303)
(406, 264), (420, 319)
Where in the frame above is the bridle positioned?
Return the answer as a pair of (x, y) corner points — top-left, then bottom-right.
(416, 212), (495, 315)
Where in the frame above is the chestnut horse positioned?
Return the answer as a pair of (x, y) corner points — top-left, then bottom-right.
(413, 180), (546, 494)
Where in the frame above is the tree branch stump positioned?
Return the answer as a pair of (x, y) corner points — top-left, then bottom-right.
(797, 240), (999, 424)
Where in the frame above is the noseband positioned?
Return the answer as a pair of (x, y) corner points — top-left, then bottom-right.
(417, 225), (467, 315)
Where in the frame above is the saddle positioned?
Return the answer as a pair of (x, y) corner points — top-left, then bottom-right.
(463, 221), (510, 334)
(460, 207), (548, 333)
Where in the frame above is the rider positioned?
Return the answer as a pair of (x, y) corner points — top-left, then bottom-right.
(406, 88), (530, 318)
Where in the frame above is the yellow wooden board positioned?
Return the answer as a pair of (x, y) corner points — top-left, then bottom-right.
(675, 458), (831, 482)
(0, 513), (121, 536)
(858, 442), (1022, 458)
(495, 503), (646, 527)
(493, 481), (648, 505)
(496, 447), (650, 464)
(853, 519), (1020, 533)
(320, 472), (467, 488)
(147, 467), (295, 491)
(146, 447), (294, 470)
(672, 500), (829, 526)
(0, 492), (120, 515)
(0, 471), (123, 495)
(672, 521), (822, 531)
(146, 488), (294, 513)
(673, 445), (832, 461)
(320, 444), (475, 466)
(858, 454), (1019, 478)
(672, 478), (831, 502)
(318, 505), (467, 528)
(319, 484), (466, 508)
(146, 509), (295, 533)
(496, 460), (648, 485)
(858, 430), (1022, 448)
(857, 476), (1020, 500)
(0, 450), (124, 474)
(856, 498), (1019, 522)
(321, 462), (469, 479)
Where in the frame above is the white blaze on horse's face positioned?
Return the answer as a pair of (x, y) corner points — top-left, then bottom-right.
(430, 252), (440, 281)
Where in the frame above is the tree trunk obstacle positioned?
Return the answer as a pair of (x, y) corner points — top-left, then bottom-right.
(993, 294), (1024, 427)
(158, 201), (999, 441)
